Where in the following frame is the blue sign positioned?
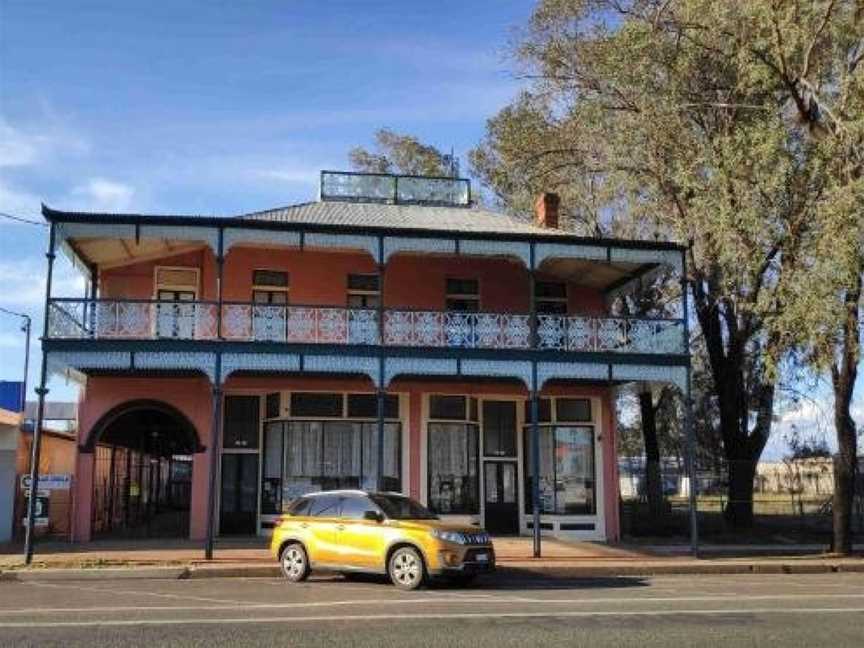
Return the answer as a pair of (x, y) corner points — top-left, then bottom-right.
(0, 381), (24, 412)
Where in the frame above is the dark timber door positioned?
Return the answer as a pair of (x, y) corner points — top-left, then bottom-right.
(482, 400), (519, 535)
(219, 454), (258, 535)
(483, 461), (519, 535)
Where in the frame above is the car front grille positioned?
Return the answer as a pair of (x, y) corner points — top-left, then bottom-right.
(463, 532), (491, 546)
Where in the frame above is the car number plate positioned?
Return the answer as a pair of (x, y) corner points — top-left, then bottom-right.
(475, 552), (489, 562)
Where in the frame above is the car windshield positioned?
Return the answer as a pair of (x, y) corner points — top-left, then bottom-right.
(369, 494), (438, 520)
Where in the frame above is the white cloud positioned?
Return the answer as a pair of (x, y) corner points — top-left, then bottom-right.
(254, 167), (319, 186)
(0, 117), (89, 168)
(0, 181), (43, 218)
(68, 178), (135, 212)
(0, 259), (85, 308)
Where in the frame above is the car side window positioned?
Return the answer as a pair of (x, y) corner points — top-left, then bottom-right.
(308, 494), (341, 517)
(340, 495), (374, 520)
(287, 497), (310, 516)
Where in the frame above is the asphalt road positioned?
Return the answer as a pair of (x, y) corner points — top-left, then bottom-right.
(0, 572), (862, 647)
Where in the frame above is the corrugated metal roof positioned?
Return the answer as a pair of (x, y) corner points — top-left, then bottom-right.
(240, 200), (568, 236)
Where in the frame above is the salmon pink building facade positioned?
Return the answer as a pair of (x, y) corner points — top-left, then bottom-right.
(35, 172), (692, 555)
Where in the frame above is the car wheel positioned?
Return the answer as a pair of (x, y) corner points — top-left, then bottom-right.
(280, 543), (310, 583)
(388, 546), (425, 591)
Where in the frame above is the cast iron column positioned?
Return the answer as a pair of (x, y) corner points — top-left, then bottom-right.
(376, 237), (386, 491)
(530, 363), (541, 558)
(204, 354), (223, 560)
(205, 236), (225, 560)
(24, 222), (56, 564)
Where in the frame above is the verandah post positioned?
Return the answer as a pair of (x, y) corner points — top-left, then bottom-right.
(531, 363), (541, 558)
(376, 236), (386, 491)
(204, 354), (223, 560)
(23, 221), (56, 565)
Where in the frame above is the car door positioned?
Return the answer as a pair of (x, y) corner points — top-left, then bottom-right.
(305, 494), (341, 565)
(337, 495), (387, 572)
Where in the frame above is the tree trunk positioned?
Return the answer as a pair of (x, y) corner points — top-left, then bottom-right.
(831, 275), (861, 555)
(639, 390), (664, 521)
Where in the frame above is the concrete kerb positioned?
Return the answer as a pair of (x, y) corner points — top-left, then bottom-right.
(1, 560), (862, 582)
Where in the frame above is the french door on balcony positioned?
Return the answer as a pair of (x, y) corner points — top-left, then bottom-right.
(156, 290), (196, 339)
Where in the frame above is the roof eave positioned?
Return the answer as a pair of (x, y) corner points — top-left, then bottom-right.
(41, 204), (686, 252)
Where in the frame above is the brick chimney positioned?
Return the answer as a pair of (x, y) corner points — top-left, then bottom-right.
(534, 192), (560, 229)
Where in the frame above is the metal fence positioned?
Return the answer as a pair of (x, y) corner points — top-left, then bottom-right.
(620, 458), (864, 544)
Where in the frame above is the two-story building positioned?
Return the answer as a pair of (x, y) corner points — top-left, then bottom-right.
(36, 171), (691, 554)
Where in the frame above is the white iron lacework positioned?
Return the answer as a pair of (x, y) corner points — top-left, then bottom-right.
(458, 239), (531, 268)
(223, 228), (300, 251)
(611, 364), (688, 392)
(47, 301), (90, 339)
(534, 242), (607, 267)
(538, 315), (565, 349)
(47, 351), (132, 379)
(286, 307), (316, 343)
(305, 233), (380, 263)
(220, 353), (301, 381)
(445, 312), (473, 347)
(305, 355), (381, 386)
(317, 308), (348, 343)
(138, 225), (220, 254)
(597, 318), (626, 351)
(384, 358), (458, 386)
(537, 362), (608, 388)
(252, 305), (287, 342)
(460, 360), (532, 388)
(383, 236), (455, 263)
(221, 304), (252, 340)
(348, 309), (379, 344)
(135, 352), (217, 382)
(415, 312), (445, 346)
(610, 247), (683, 273)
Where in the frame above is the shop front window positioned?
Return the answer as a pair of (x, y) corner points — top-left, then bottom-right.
(427, 423), (479, 514)
(261, 420), (401, 514)
(524, 425), (596, 515)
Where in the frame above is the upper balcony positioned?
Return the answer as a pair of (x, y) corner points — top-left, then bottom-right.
(46, 298), (685, 355)
(40, 171), (689, 368)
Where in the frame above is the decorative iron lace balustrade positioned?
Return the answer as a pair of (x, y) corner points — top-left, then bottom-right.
(46, 299), (685, 354)
(383, 310), (531, 348)
(537, 315), (685, 354)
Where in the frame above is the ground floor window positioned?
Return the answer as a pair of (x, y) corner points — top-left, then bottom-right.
(261, 421), (401, 514)
(427, 423), (479, 514)
(524, 425), (596, 515)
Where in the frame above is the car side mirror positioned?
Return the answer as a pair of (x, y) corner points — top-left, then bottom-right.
(363, 510), (383, 523)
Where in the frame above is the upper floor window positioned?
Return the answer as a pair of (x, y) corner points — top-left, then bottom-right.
(252, 270), (289, 304)
(347, 274), (380, 309)
(535, 280), (568, 315)
(445, 278), (479, 312)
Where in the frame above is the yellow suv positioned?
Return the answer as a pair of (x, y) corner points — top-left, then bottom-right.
(270, 490), (495, 590)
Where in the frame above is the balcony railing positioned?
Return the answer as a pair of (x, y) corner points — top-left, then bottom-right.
(46, 298), (686, 355)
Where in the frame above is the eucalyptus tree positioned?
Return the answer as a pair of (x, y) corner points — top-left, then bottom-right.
(349, 128), (455, 176)
(471, 0), (862, 528)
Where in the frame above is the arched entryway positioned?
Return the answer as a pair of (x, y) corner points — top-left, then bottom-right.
(85, 400), (203, 539)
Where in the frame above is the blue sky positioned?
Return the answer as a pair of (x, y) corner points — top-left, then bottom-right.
(0, 0), (859, 456)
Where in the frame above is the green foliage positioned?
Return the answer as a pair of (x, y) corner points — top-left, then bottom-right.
(349, 128), (454, 176)
(470, 0), (863, 522)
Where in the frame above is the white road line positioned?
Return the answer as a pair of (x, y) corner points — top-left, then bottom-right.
(23, 581), (250, 606)
(1, 606), (863, 628)
(2, 592), (864, 616)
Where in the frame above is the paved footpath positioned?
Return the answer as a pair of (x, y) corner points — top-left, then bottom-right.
(0, 572), (862, 647)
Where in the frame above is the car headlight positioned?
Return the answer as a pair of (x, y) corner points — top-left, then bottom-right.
(430, 529), (467, 544)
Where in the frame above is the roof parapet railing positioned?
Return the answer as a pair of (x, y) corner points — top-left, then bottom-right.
(319, 170), (471, 207)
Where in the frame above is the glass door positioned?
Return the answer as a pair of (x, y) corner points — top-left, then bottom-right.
(483, 461), (519, 535)
(156, 289), (196, 338)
